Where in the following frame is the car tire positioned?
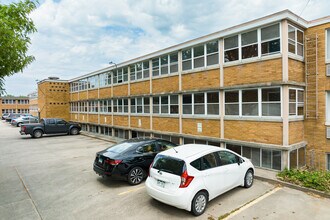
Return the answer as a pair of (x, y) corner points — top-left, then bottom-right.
(33, 130), (43, 138)
(191, 191), (208, 216)
(127, 167), (145, 185)
(17, 123), (22, 127)
(70, 128), (79, 135)
(244, 169), (254, 188)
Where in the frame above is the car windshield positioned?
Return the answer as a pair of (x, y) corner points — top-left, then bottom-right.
(106, 142), (137, 154)
(152, 155), (185, 176)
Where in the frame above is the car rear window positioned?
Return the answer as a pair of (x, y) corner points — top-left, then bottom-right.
(152, 155), (185, 176)
(106, 142), (136, 154)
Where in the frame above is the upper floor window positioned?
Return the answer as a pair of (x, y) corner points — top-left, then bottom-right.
(183, 92), (219, 116)
(288, 25), (304, 57)
(241, 30), (258, 59)
(224, 35), (239, 62)
(114, 67), (128, 84)
(153, 95), (179, 115)
(88, 75), (99, 89)
(261, 24), (280, 55)
(289, 88), (304, 117)
(99, 72), (111, 87)
(100, 100), (111, 113)
(152, 53), (178, 77)
(113, 98), (128, 113)
(130, 61), (149, 81)
(131, 97), (150, 114)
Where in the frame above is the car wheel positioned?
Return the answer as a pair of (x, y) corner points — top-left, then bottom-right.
(127, 167), (144, 185)
(244, 169), (254, 188)
(191, 191), (208, 216)
(70, 128), (79, 135)
(33, 130), (43, 138)
(17, 123), (22, 127)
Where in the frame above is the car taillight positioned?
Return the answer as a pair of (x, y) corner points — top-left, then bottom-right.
(148, 161), (154, 177)
(105, 159), (122, 165)
(22, 126), (26, 132)
(179, 169), (194, 188)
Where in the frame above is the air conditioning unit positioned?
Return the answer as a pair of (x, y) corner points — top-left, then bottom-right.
(326, 64), (330, 76)
(327, 127), (330, 139)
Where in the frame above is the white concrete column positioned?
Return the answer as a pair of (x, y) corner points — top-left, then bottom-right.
(281, 20), (289, 82)
(149, 60), (153, 132)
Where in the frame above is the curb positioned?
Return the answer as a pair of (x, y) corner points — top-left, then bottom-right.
(80, 132), (119, 144)
(255, 175), (330, 199)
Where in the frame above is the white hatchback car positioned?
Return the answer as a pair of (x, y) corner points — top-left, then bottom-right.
(146, 144), (255, 216)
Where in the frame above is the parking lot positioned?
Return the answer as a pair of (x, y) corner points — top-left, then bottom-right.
(1, 121), (330, 220)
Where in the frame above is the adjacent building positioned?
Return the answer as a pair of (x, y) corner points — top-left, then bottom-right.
(28, 91), (38, 117)
(36, 10), (330, 171)
(0, 96), (30, 115)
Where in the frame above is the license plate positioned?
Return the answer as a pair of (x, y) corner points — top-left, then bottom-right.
(98, 157), (103, 163)
(157, 179), (165, 188)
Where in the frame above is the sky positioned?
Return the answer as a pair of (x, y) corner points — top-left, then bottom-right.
(2, 0), (330, 96)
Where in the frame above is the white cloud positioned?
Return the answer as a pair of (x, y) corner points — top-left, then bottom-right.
(3, 0), (330, 95)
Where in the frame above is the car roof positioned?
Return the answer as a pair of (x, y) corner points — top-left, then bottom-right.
(159, 144), (223, 161)
(123, 137), (172, 144)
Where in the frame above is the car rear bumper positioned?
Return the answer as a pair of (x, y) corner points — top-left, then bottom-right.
(145, 178), (191, 211)
(19, 131), (27, 135)
(93, 163), (127, 180)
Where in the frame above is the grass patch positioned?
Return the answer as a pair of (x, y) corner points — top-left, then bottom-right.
(277, 168), (330, 192)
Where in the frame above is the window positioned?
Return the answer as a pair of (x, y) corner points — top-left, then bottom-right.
(57, 120), (66, 125)
(88, 75), (99, 89)
(207, 92), (219, 115)
(144, 97), (150, 113)
(262, 149), (281, 170)
(225, 91), (239, 115)
(161, 96), (169, 114)
(153, 97), (159, 114)
(113, 99), (128, 113)
(136, 63), (143, 79)
(161, 56), (168, 75)
(89, 101), (98, 113)
(123, 67), (128, 82)
(206, 41), (219, 66)
(288, 25), (304, 57)
(130, 65), (136, 81)
(182, 48), (192, 71)
(183, 94), (192, 114)
(327, 154), (330, 170)
(261, 24), (280, 55)
(262, 88), (281, 116)
(327, 29), (330, 62)
(224, 35), (239, 62)
(152, 58), (160, 76)
(194, 93), (205, 114)
(193, 45), (205, 68)
(153, 95), (178, 115)
(170, 95), (179, 114)
(100, 100), (111, 113)
(217, 151), (239, 166)
(170, 53), (178, 73)
(242, 89), (258, 116)
(143, 61), (150, 78)
(99, 72), (111, 87)
(202, 153), (218, 169)
(226, 144), (241, 155)
(47, 119), (55, 124)
(289, 89), (304, 116)
(241, 30), (258, 59)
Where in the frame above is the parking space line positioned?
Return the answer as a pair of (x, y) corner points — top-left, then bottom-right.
(118, 186), (145, 196)
(222, 186), (282, 220)
(15, 167), (43, 220)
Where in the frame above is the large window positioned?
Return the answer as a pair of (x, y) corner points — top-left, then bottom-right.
(131, 97), (150, 114)
(99, 72), (111, 87)
(153, 95), (178, 115)
(131, 61), (149, 81)
(152, 53), (178, 76)
(88, 75), (99, 89)
(183, 92), (219, 116)
(261, 24), (280, 55)
(183, 41), (219, 70)
(100, 100), (111, 113)
(114, 67), (128, 84)
(289, 89), (304, 116)
(224, 23), (281, 63)
(327, 154), (330, 171)
(113, 99), (128, 113)
(88, 101), (98, 113)
(225, 87), (281, 117)
(288, 25), (304, 57)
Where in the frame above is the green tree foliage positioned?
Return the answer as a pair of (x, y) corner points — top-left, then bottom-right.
(0, 0), (37, 94)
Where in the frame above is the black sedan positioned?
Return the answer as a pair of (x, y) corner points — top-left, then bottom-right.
(93, 138), (178, 185)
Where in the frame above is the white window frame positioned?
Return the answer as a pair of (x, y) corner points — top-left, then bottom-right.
(326, 29), (330, 63)
(288, 24), (304, 57)
(288, 87), (304, 119)
(260, 23), (281, 56)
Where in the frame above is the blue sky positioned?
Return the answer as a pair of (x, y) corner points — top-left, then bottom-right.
(2, 0), (330, 96)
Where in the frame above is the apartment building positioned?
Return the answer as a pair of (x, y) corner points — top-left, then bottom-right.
(0, 96), (30, 114)
(37, 10), (330, 171)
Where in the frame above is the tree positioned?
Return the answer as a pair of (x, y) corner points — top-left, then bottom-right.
(0, 0), (37, 95)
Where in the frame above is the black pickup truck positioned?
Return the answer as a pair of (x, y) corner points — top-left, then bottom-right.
(20, 118), (81, 138)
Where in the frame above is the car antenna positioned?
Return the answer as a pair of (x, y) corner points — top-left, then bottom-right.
(173, 147), (178, 153)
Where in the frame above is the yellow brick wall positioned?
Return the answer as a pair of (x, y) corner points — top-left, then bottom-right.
(88, 89), (98, 99)
(304, 22), (330, 169)
(99, 88), (112, 99)
(182, 118), (220, 138)
(88, 114), (98, 124)
(288, 59), (305, 83)
(224, 58), (282, 86)
(71, 93), (79, 101)
(130, 116), (150, 130)
(289, 121), (305, 145)
(153, 117), (179, 133)
(130, 81), (150, 95)
(79, 91), (88, 100)
(113, 115), (129, 127)
(224, 120), (283, 145)
(79, 114), (88, 122)
(182, 69), (220, 91)
(99, 114), (112, 125)
(113, 84), (128, 97)
(152, 76), (179, 94)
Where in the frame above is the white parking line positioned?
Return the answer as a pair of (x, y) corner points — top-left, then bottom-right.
(224, 186), (282, 220)
(118, 186), (145, 196)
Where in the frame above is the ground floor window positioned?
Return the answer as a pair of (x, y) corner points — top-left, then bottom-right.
(100, 126), (112, 136)
(89, 125), (99, 133)
(114, 128), (129, 139)
(289, 147), (306, 169)
(225, 144), (282, 170)
(154, 133), (180, 145)
(131, 130), (151, 139)
(183, 137), (221, 147)
(81, 124), (87, 131)
(327, 154), (330, 171)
